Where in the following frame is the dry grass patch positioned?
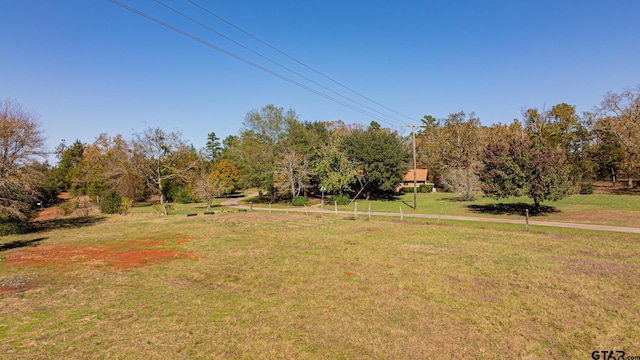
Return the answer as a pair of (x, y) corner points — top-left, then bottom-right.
(1, 212), (639, 358)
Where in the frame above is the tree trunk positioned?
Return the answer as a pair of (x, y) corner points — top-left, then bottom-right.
(533, 198), (540, 214)
(611, 165), (616, 186)
(290, 177), (296, 198)
(157, 157), (163, 203)
(158, 179), (164, 204)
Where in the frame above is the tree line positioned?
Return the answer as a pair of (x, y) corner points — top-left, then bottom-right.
(418, 86), (640, 209)
(1, 85), (639, 232)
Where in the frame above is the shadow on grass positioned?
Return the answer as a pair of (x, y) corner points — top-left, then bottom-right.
(435, 195), (475, 202)
(222, 192), (246, 199)
(195, 204), (223, 209)
(467, 203), (559, 216)
(33, 216), (107, 232)
(402, 201), (416, 209)
(0, 237), (47, 252)
(132, 203), (153, 208)
(372, 192), (402, 201)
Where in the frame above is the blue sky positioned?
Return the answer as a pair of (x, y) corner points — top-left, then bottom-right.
(2, 0), (640, 155)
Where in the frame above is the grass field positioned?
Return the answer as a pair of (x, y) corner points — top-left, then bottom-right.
(243, 191), (640, 228)
(1, 210), (639, 358)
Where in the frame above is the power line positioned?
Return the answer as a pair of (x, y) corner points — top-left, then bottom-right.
(152, 0), (404, 127)
(187, 0), (415, 123)
(108, 0), (403, 125)
(108, 0), (410, 128)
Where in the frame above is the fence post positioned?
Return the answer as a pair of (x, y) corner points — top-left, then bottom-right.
(526, 209), (530, 232)
(250, 201), (253, 212)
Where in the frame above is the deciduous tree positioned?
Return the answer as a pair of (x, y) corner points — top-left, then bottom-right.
(130, 127), (197, 213)
(232, 105), (298, 202)
(589, 113), (625, 185)
(193, 159), (239, 209)
(525, 103), (593, 187)
(593, 85), (640, 187)
(479, 119), (572, 212)
(0, 99), (46, 221)
(208, 159), (239, 198)
(418, 112), (484, 199)
(313, 133), (359, 195)
(342, 127), (409, 200)
(274, 149), (311, 198)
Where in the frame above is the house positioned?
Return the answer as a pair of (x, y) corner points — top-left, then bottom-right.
(400, 169), (429, 188)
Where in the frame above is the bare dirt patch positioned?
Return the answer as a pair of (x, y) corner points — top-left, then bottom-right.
(34, 206), (63, 221)
(57, 192), (71, 201)
(0, 274), (37, 296)
(4, 239), (197, 271)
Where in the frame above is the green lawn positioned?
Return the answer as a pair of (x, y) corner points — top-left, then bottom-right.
(128, 196), (234, 216)
(1, 212), (639, 358)
(242, 192), (640, 228)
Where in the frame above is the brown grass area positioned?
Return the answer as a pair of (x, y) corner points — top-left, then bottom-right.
(33, 207), (63, 221)
(592, 180), (640, 195)
(1, 213), (638, 358)
(556, 209), (640, 227)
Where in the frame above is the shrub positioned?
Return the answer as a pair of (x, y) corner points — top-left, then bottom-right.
(36, 178), (61, 207)
(0, 217), (33, 235)
(419, 183), (434, 193)
(292, 196), (308, 206)
(165, 184), (195, 204)
(86, 182), (106, 200)
(121, 197), (133, 215)
(579, 183), (594, 194)
(99, 191), (123, 214)
(152, 203), (175, 215)
(174, 187), (196, 204)
(69, 185), (86, 197)
(404, 184), (434, 193)
(60, 199), (78, 216)
(328, 194), (350, 205)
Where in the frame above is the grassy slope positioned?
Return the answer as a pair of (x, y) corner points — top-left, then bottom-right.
(1, 212), (639, 358)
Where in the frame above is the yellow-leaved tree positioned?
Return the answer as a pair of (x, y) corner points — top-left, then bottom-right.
(194, 159), (239, 210)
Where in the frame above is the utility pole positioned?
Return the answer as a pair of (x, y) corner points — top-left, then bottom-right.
(403, 124), (421, 210)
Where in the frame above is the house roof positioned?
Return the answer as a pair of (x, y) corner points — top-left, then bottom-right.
(403, 169), (429, 182)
